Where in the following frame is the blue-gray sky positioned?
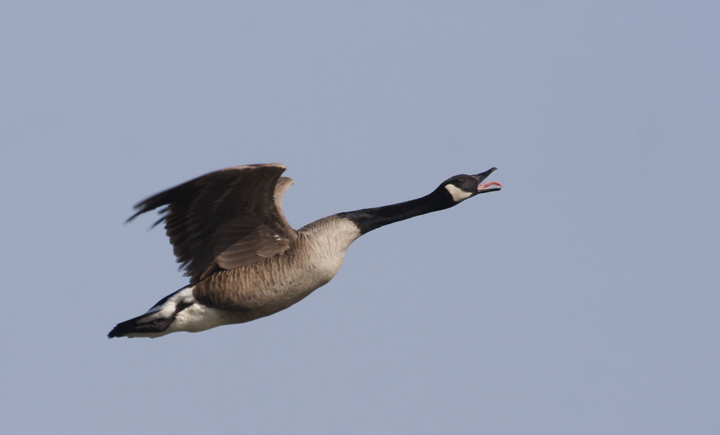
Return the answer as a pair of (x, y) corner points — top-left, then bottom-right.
(2, 2), (719, 434)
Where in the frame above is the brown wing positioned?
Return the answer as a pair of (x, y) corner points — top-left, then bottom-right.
(128, 164), (298, 283)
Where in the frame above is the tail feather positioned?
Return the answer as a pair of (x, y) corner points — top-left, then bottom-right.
(108, 286), (194, 338)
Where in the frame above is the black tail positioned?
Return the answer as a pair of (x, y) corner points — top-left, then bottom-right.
(108, 289), (193, 338)
(107, 311), (177, 338)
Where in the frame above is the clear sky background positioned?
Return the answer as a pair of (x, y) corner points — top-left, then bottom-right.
(2, 2), (719, 434)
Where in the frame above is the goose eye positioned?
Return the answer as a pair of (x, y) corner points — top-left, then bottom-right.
(457, 178), (464, 184)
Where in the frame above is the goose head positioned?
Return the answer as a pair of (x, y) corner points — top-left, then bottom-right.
(440, 167), (502, 204)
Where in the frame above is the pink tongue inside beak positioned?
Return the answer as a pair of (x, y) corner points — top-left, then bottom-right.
(478, 181), (502, 192)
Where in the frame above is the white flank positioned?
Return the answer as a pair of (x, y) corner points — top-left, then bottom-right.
(127, 286), (229, 338)
(137, 286), (195, 323)
(170, 303), (229, 334)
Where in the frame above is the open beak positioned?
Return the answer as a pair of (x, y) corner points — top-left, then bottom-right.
(473, 167), (502, 194)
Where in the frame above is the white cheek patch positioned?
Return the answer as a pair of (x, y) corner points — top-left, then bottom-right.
(445, 184), (473, 202)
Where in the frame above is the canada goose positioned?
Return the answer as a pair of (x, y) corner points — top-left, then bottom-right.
(108, 164), (501, 338)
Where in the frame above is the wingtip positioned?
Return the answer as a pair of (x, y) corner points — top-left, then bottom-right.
(125, 211), (142, 224)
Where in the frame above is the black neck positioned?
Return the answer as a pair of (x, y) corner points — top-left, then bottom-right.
(337, 189), (453, 235)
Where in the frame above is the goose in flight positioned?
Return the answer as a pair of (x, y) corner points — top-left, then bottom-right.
(108, 164), (501, 338)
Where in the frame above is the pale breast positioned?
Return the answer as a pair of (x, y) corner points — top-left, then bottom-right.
(192, 215), (362, 321)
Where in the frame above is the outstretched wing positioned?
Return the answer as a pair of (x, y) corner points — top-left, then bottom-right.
(128, 163), (298, 283)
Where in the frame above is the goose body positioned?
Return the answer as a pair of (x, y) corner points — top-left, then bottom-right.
(109, 164), (501, 338)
